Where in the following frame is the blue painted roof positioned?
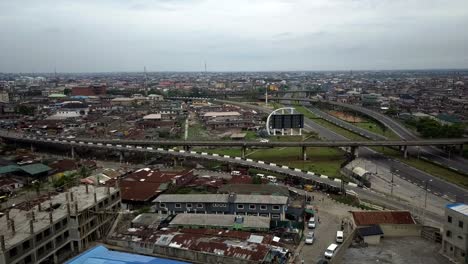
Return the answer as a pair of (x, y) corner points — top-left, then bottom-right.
(447, 203), (468, 216)
(65, 245), (190, 264)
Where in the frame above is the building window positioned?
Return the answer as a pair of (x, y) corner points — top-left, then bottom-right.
(271, 214), (280, 219)
(459, 221), (464, 228)
(9, 247), (17, 258)
(260, 205), (267, 210)
(35, 233), (43, 243)
(196, 203), (203, 208)
(22, 240), (30, 250)
(175, 203), (181, 208)
(160, 203), (166, 208)
(186, 203), (192, 208)
(249, 204), (256, 210)
(448, 216), (452, 223)
(44, 228), (51, 237)
(24, 255), (32, 263)
(237, 204), (244, 210)
(64, 231), (70, 238)
(260, 213), (269, 217)
(446, 230), (452, 237)
(62, 218), (68, 226)
(272, 205), (280, 210)
(458, 235), (463, 240)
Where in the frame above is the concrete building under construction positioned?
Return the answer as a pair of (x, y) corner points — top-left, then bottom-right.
(0, 185), (120, 264)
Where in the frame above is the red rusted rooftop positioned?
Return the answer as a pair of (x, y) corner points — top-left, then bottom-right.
(351, 211), (416, 226)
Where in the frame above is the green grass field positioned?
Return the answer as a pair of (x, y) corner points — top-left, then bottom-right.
(197, 145), (346, 178)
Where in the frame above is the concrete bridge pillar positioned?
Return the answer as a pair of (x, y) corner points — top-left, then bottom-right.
(71, 147), (75, 159)
(351, 146), (359, 158)
(119, 151), (124, 164)
(302, 146), (307, 161)
(241, 146), (246, 159)
(403, 146), (408, 159)
(30, 143), (34, 153)
(459, 144), (464, 156)
(184, 145), (191, 152)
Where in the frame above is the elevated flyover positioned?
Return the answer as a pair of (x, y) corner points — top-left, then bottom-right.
(0, 130), (453, 224)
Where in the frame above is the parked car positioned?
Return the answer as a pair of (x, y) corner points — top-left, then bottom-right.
(305, 232), (315, 244)
(308, 217), (316, 229)
(324, 243), (338, 259)
(336, 231), (344, 243)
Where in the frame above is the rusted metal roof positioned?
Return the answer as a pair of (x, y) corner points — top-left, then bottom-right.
(351, 211), (416, 226)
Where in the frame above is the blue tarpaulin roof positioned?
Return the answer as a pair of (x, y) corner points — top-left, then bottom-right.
(65, 245), (190, 264)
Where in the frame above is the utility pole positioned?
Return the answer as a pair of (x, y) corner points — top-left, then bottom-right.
(144, 66), (148, 97)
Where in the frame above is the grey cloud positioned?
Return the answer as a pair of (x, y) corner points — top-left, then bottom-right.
(0, 0), (467, 72)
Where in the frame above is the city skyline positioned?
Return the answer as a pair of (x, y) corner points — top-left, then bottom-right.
(1, 0), (468, 72)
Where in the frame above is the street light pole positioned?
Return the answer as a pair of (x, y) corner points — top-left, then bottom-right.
(424, 179), (432, 208)
(390, 169), (398, 197)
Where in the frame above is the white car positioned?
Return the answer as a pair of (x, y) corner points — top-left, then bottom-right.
(308, 217), (316, 229)
(305, 232), (315, 244)
(324, 243), (338, 259)
(260, 138), (269, 143)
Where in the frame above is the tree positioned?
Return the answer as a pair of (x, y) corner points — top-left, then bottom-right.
(414, 117), (465, 138)
(252, 176), (262, 184)
(78, 166), (92, 179)
(15, 105), (35, 116)
(63, 88), (72, 96)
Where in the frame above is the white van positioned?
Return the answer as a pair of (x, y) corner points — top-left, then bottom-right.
(256, 174), (265, 179)
(324, 243), (338, 259)
(336, 231), (344, 243)
(266, 175), (277, 183)
(231, 171), (241, 176)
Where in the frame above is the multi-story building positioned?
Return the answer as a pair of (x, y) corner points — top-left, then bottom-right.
(0, 185), (120, 264)
(153, 193), (288, 220)
(442, 203), (468, 264)
(71, 84), (106, 96)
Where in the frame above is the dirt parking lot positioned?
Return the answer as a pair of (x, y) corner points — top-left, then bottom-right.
(343, 237), (450, 264)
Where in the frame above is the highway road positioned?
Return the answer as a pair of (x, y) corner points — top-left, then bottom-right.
(275, 92), (468, 203)
(270, 97), (468, 175)
(3, 135), (466, 148)
(0, 131), (445, 224)
(302, 107), (467, 202)
(324, 100), (468, 175)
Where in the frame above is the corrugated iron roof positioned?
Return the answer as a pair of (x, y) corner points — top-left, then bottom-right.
(351, 211), (416, 226)
(447, 203), (468, 216)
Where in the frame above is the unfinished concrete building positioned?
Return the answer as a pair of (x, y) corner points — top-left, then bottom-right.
(0, 185), (120, 264)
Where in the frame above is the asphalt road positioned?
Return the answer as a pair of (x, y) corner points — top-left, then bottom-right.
(324, 100), (468, 175)
(273, 97), (468, 174)
(302, 106), (467, 202)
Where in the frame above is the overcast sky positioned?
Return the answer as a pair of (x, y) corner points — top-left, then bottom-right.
(1, 0), (467, 72)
